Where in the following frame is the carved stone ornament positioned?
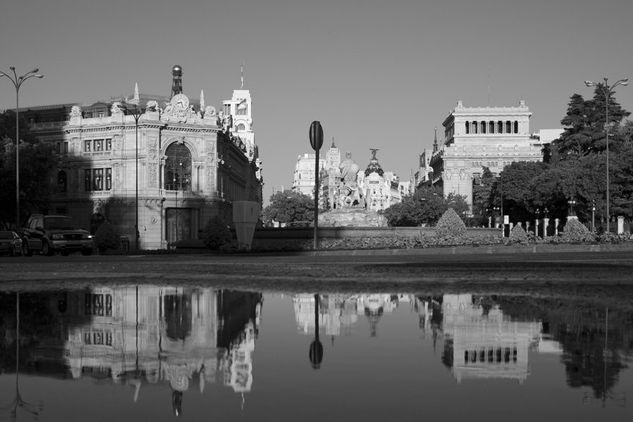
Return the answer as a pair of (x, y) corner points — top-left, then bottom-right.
(70, 105), (82, 118)
(146, 100), (159, 113)
(203, 105), (217, 120)
(161, 94), (199, 123)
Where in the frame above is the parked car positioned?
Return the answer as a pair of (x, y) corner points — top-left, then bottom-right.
(0, 231), (25, 256)
(22, 214), (94, 256)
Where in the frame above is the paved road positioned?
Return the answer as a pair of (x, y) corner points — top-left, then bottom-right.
(1, 249), (632, 296)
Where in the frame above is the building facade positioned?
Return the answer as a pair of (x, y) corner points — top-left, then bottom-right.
(429, 100), (542, 210)
(26, 66), (262, 249)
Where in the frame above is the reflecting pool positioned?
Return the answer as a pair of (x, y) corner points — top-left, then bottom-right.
(0, 286), (631, 421)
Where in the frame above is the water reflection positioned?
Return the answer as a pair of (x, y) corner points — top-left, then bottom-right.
(291, 292), (632, 405)
(1, 287), (631, 419)
(0, 287), (262, 418)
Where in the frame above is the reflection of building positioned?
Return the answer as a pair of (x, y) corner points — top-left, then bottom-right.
(33, 287), (262, 411)
(26, 65), (262, 249)
(429, 101), (542, 210)
(441, 294), (542, 383)
(293, 294), (405, 337)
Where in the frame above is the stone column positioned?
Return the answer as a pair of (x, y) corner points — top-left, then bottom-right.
(617, 216), (625, 234)
(543, 218), (549, 238)
(535, 219), (539, 237)
(554, 218), (560, 236)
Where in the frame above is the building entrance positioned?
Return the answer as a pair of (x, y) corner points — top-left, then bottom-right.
(166, 208), (195, 244)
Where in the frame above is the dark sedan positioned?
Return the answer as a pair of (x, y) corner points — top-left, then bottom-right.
(0, 231), (24, 256)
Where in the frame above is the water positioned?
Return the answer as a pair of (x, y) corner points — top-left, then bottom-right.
(0, 286), (631, 421)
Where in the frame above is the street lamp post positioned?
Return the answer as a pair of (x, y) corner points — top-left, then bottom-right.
(120, 99), (143, 250)
(0, 67), (44, 229)
(584, 77), (629, 232)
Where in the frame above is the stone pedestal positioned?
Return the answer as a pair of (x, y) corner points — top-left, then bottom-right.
(543, 218), (549, 238)
(555, 218), (560, 236)
(318, 208), (387, 227)
(233, 201), (260, 250)
(617, 216), (624, 234)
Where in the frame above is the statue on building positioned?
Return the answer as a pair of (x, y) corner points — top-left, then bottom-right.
(146, 100), (159, 113)
(110, 102), (124, 116)
(70, 105), (82, 118)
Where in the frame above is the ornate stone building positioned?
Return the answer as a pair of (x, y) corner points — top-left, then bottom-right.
(26, 66), (262, 249)
(429, 100), (542, 210)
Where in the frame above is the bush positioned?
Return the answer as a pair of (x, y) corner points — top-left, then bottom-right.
(509, 223), (529, 244)
(435, 208), (467, 239)
(561, 219), (595, 243)
(94, 221), (120, 253)
(201, 216), (233, 250)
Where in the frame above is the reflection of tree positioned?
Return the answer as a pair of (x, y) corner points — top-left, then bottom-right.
(497, 297), (632, 403)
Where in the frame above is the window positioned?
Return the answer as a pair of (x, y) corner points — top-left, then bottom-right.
(94, 139), (103, 152)
(514, 121), (519, 134)
(465, 121), (470, 134)
(472, 121), (478, 134)
(236, 100), (248, 115)
(85, 169), (92, 191)
(58, 171), (67, 193)
(489, 121), (495, 133)
(105, 138), (112, 151)
(236, 123), (246, 131)
(84, 140), (91, 152)
(506, 121), (512, 133)
(84, 168), (112, 191)
(93, 168), (104, 190)
(164, 143), (192, 191)
(106, 168), (112, 190)
(481, 121), (486, 134)
(497, 121), (503, 133)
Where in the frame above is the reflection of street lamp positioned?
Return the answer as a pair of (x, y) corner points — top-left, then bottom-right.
(584, 78), (629, 233)
(0, 67), (44, 229)
(592, 200), (596, 232)
(120, 99), (143, 250)
(2, 293), (42, 419)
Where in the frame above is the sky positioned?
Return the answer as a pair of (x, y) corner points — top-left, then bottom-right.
(2, 0), (633, 203)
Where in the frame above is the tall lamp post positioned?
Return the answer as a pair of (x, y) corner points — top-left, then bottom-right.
(120, 99), (143, 250)
(584, 77), (629, 232)
(0, 67), (44, 229)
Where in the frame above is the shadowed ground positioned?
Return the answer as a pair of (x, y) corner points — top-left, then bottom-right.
(0, 250), (632, 304)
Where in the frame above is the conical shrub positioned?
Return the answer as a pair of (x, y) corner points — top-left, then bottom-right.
(435, 208), (467, 239)
(561, 218), (595, 242)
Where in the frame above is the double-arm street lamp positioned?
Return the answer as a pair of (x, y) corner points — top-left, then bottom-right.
(120, 99), (143, 250)
(584, 77), (629, 232)
(0, 67), (44, 229)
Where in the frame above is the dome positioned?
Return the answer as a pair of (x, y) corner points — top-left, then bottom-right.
(365, 157), (384, 176)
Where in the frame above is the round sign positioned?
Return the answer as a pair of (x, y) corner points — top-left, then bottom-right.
(309, 121), (324, 151)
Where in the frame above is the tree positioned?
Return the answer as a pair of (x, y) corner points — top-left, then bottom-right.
(383, 185), (468, 227)
(0, 111), (57, 225)
(262, 190), (314, 227)
(553, 86), (631, 158)
(494, 161), (549, 223)
(472, 166), (495, 219)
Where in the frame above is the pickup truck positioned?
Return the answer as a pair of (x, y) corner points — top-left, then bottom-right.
(22, 214), (94, 256)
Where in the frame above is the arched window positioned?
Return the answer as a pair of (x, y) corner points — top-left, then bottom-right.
(489, 121), (495, 134)
(506, 121), (512, 133)
(58, 170), (67, 193)
(465, 121), (470, 134)
(496, 121), (502, 133)
(472, 121), (478, 134)
(481, 121), (486, 134)
(236, 123), (246, 131)
(164, 143), (192, 191)
(514, 121), (519, 134)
